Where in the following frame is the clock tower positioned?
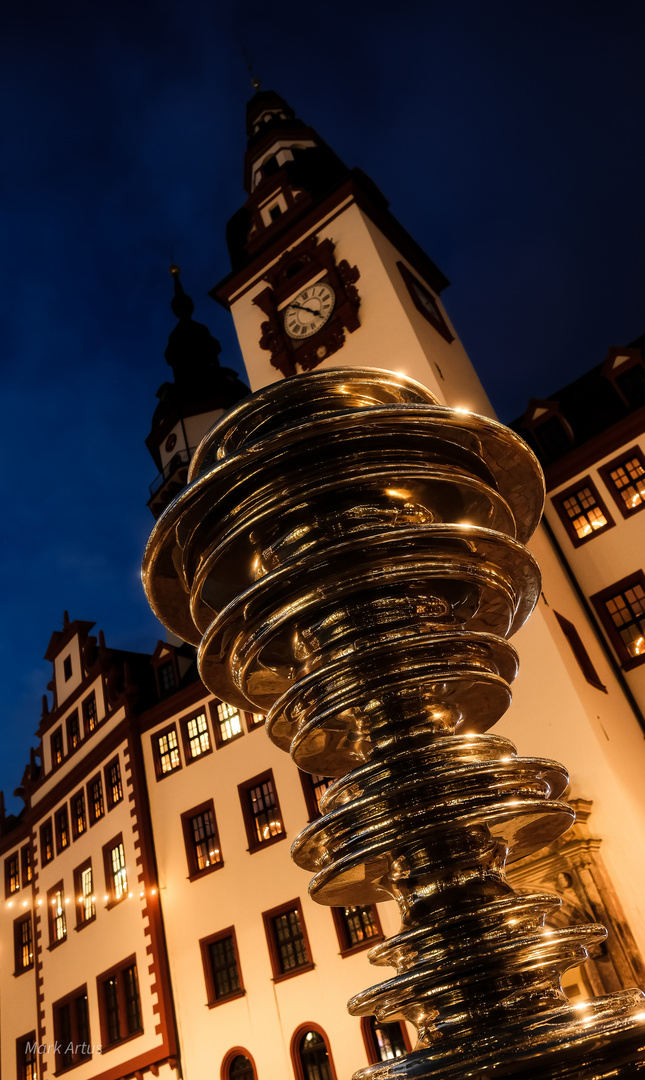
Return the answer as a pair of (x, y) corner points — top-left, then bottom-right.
(211, 89), (495, 417)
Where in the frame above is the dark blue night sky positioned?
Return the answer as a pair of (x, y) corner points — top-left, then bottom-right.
(1, 0), (643, 813)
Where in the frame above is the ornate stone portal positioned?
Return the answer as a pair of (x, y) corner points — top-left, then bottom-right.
(142, 368), (645, 1078)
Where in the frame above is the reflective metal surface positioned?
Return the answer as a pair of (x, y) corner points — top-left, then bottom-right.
(143, 367), (645, 1077)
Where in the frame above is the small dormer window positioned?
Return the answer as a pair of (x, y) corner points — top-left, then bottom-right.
(63, 656), (72, 681)
(602, 347), (645, 408)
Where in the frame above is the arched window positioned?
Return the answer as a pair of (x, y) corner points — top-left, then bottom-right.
(221, 1047), (257, 1080)
(291, 1024), (337, 1080)
(361, 1015), (410, 1063)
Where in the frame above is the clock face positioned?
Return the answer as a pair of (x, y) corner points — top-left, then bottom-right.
(283, 282), (335, 340)
(411, 279), (441, 320)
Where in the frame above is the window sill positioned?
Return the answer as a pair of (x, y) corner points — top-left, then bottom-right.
(13, 964), (34, 976)
(206, 988), (246, 1009)
(98, 1028), (143, 1054)
(272, 961), (315, 984)
(74, 916), (96, 931)
(247, 832), (286, 855)
(154, 766), (183, 782)
(53, 1055), (93, 1075)
(47, 937), (67, 951)
(215, 731), (244, 751)
(187, 861), (224, 883)
(338, 934), (384, 959)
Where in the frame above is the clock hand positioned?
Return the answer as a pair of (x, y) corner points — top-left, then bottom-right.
(287, 302), (324, 317)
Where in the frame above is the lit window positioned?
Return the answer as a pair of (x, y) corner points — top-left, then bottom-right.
(104, 838), (127, 902)
(75, 861), (95, 926)
(51, 728), (64, 768)
(225, 1054), (256, 1080)
(41, 821), (54, 865)
(216, 702), (243, 744)
(182, 802), (222, 877)
(21, 845), (32, 887)
(49, 885), (67, 945)
(553, 479), (613, 545)
(333, 905), (381, 954)
(67, 710), (80, 751)
(600, 449), (645, 517)
(239, 771), (284, 851)
(83, 691), (98, 734)
(56, 806), (70, 852)
(5, 853), (20, 896)
(361, 1016), (408, 1063)
(293, 1027), (335, 1080)
(72, 791), (87, 838)
(17, 1033), (38, 1080)
(592, 573), (645, 668)
(14, 915), (34, 972)
(300, 772), (335, 819)
(88, 776), (105, 823)
(155, 726), (181, 776)
(185, 711), (211, 758)
(106, 759), (123, 808)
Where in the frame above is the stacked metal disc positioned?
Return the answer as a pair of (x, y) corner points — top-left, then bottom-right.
(143, 368), (645, 1078)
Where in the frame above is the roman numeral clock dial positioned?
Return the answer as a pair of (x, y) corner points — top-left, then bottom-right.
(283, 283), (336, 339)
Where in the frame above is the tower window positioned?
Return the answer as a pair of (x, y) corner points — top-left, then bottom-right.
(157, 660), (177, 695)
(552, 478), (614, 546)
(269, 204), (282, 221)
(599, 447), (645, 518)
(63, 655), (73, 681)
(591, 572), (645, 669)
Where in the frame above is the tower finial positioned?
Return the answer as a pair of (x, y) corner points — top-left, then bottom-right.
(168, 264), (194, 321)
(251, 75), (260, 91)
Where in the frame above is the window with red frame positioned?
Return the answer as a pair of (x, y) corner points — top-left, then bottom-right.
(105, 758), (123, 808)
(72, 790), (87, 838)
(14, 914), (33, 973)
(599, 448), (645, 517)
(67, 709), (81, 751)
(332, 905), (382, 955)
(55, 806), (70, 853)
(182, 801), (223, 878)
(5, 852), (20, 896)
(200, 927), (244, 1006)
(82, 691), (98, 734)
(238, 771), (284, 851)
(552, 479), (613, 545)
(88, 775), (105, 824)
(51, 727), (64, 768)
(183, 709), (212, 760)
(263, 900), (313, 981)
(592, 572), (645, 668)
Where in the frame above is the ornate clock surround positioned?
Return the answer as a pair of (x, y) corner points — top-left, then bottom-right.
(254, 235), (360, 377)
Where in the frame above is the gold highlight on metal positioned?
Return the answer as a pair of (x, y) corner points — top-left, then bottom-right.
(143, 368), (645, 1078)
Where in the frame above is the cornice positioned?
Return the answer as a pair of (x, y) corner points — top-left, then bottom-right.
(543, 407), (645, 490)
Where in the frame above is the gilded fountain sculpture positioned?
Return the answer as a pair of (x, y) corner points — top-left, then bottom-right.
(143, 367), (645, 1077)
